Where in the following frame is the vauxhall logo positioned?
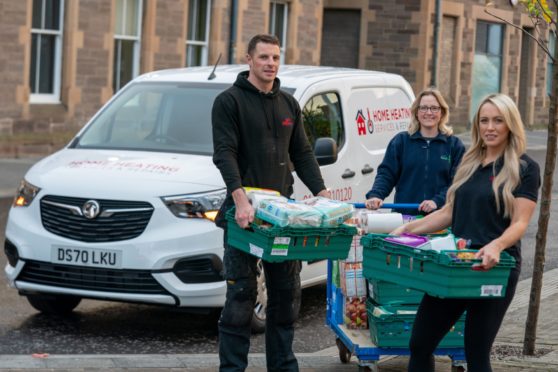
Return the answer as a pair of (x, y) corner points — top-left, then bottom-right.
(82, 200), (101, 219)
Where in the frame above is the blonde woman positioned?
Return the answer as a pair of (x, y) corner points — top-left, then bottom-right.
(392, 93), (541, 372)
(365, 88), (465, 215)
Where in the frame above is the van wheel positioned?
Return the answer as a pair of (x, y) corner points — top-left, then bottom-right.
(26, 294), (82, 315)
(250, 260), (301, 334)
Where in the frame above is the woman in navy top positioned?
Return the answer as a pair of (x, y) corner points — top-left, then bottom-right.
(393, 93), (540, 371)
(365, 87), (465, 215)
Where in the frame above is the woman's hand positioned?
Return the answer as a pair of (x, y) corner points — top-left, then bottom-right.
(419, 199), (437, 214)
(474, 241), (504, 270)
(365, 197), (383, 210)
(390, 224), (407, 236)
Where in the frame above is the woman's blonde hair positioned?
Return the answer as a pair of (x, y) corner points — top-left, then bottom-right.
(446, 93), (526, 217)
(408, 87), (453, 136)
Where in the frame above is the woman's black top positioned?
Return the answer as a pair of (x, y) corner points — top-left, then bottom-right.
(451, 154), (540, 265)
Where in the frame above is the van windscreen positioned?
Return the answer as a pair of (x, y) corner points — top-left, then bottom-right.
(75, 82), (230, 155)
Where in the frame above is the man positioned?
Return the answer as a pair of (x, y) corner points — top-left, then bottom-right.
(212, 34), (328, 372)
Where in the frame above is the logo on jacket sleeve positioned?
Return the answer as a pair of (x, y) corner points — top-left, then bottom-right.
(282, 118), (294, 126)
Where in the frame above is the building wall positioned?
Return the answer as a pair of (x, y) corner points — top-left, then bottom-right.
(434, 0), (548, 128)
(73, 0), (113, 126)
(0, 0), (28, 133)
(0, 0), (552, 138)
(320, 9), (361, 68)
(150, 0), (188, 71)
(364, 0), (429, 91)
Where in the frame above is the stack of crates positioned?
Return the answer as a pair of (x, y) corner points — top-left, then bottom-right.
(363, 233), (466, 348)
(334, 233), (369, 331)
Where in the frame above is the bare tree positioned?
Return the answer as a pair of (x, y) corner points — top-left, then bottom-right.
(485, 0), (558, 356)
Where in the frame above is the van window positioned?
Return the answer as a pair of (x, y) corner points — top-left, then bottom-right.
(76, 82), (229, 155)
(302, 92), (344, 150)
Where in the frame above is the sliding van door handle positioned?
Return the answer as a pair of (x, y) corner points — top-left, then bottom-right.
(341, 169), (356, 179)
(361, 164), (374, 175)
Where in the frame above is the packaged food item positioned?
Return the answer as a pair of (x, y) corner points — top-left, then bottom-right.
(339, 262), (366, 297)
(456, 238), (472, 250)
(256, 199), (322, 228)
(384, 233), (429, 248)
(345, 233), (364, 263)
(301, 197), (354, 227)
(359, 212), (404, 233)
(245, 188), (287, 209)
(456, 251), (476, 260)
(384, 233), (456, 252)
(343, 296), (368, 329)
(428, 234), (457, 252)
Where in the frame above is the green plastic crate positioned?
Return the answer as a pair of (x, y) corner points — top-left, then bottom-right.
(367, 300), (464, 348)
(361, 234), (516, 298)
(368, 279), (424, 305)
(226, 208), (357, 262)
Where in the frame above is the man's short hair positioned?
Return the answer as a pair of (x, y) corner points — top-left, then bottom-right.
(247, 34), (280, 55)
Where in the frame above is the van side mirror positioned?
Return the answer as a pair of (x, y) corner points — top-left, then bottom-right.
(314, 137), (338, 166)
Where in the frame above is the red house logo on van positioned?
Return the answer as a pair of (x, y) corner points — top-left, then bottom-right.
(356, 110), (366, 136)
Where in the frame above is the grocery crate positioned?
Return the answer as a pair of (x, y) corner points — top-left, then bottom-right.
(368, 279), (424, 305)
(226, 208), (357, 262)
(361, 234), (516, 298)
(367, 300), (464, 348)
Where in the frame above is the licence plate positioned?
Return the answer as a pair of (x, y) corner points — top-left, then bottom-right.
(51, 246), (122, 268)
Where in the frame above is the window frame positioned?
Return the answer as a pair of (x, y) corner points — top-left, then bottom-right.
(185, 0), (212, 67)
(470, 20), (504, 120)
(301, 91), (345, 152)
(29, 0), (65, 104)
(269, 1), (288, 64)
(113, 0), (143, 92)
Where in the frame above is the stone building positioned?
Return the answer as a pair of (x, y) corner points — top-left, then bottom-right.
(0, 0), (551, 142)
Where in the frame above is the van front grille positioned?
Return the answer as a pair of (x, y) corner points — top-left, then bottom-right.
(40, 195), (154, 242)
(18, 260), (168, 295)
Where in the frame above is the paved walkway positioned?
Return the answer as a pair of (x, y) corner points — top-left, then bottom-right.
(1, 268), (557, 371)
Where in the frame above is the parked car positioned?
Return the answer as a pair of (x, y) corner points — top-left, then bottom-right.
(4, 65), (414, 332)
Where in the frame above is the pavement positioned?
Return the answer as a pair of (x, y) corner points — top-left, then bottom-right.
(1, 129), (556, 371)
(0, 268), (556, 371)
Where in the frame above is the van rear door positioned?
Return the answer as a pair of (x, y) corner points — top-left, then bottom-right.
(346, 80), (414, 202)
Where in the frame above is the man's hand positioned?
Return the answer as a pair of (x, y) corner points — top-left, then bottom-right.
(365, 197), (383, 210)
(235, 203), (254, 229)
(232, 188), (254, 229)
(317, 189), (330, 198)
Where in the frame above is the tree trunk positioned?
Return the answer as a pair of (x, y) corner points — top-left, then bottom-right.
(523, 40), (558, 356)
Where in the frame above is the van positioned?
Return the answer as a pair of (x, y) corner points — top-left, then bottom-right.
(4, 65), (414, 332)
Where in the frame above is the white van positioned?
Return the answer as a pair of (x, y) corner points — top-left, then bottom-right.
(4, 65), (414, 332)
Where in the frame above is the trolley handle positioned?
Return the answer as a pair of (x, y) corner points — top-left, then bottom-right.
(352, 202), (420, 210)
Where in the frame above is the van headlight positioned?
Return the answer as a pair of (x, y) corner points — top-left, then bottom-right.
(161, 189), (226, 221)
(13, 179), (41, 207)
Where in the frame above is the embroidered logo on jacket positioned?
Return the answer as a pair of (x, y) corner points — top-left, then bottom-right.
(441, 154), (451, 162)
(282, 118), (294, 126)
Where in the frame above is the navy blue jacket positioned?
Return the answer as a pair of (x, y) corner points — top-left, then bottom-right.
(366, 131), (465, 215)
